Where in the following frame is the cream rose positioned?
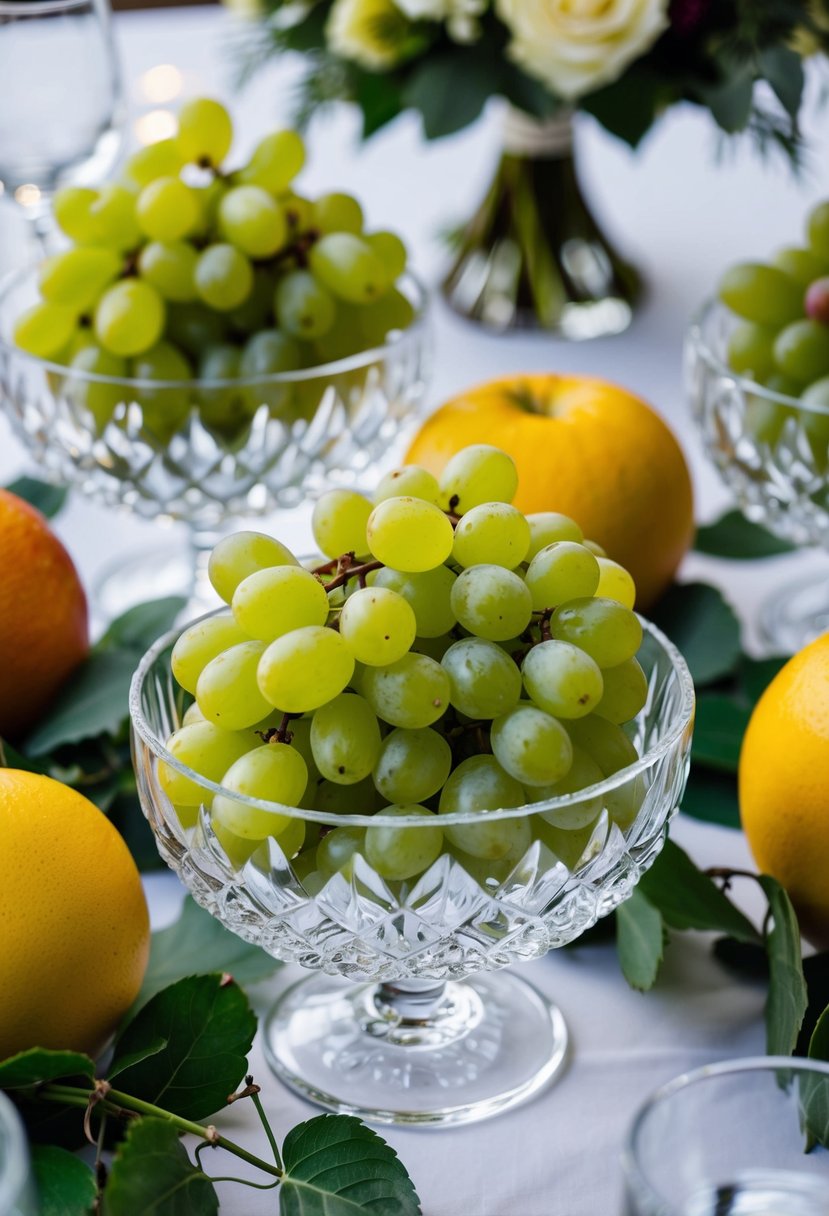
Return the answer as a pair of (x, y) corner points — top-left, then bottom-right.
(394, 0), (486, 43)
(496, 0), (670, 101)
(326, 0), (414, 70)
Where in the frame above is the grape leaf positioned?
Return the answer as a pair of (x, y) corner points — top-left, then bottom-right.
(5, 476), (68, 519)
(691, 694), (752, 773)
(638, 840), (759, 942)
(31, 1145), (95, 1216)
(616, 890), (664, 991)
(759, 876), (808, 1056)
(103, 1117), (218, 1216)
(694, 509), (794, 559)
(0, 1048), (94, 1090)
(650, 582), (742, 685)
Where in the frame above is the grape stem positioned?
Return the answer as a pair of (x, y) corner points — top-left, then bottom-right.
(314, 553), (383, 593)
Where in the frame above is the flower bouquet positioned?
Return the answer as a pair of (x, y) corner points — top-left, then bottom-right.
(240, 0), (829, 336)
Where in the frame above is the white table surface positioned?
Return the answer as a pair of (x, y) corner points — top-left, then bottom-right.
(0, 9), (825, 1213)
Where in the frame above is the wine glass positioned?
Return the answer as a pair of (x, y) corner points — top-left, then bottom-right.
(0, 0), (123, 246)
(129, 613), (694, 1126)
(686, 298), (829, 651)
(0, 1092), (36, 1216)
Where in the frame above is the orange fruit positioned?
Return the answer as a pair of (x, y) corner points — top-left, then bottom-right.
(406, 373), (695, 608)
(739, 634), (829, 946)
(0, 490), (89, 740)
(0, 770), (150, 1059)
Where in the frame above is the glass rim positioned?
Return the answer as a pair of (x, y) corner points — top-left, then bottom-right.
(0, 1091), (29, 1211)
(128, 609), (695, 829)
(688, 298), (829, 416)
(622, 1054), (829, 1211)
(0, 0), (91, 13)
(0, 266), (430, 390)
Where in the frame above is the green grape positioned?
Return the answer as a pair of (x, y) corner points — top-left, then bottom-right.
(312, 488), (372, 558)
(533, 817), (599, 869)
(372, 566), (456, 638)
(67, 344), (128, 430)
(197, 344), (256, 434)
(565, 713), (638, 775)
(311, 304), (366, 362)
(53, 186), (99, 242)
(310, 692), (381, 784)
(311, 192), (364, 235)
(594, 657), (648, 724)
(176, 97), (233, 166)
(808, 201), (829, 259)
(138, 240), (198, 302)
(258, 625), (355, 713)
(227, 269), (276, 335)
(774, 320), (829, 383)
(717, 262), (802, 327)
(450, 564), (532, 641)
(438, 755), (529, 860)
(132, 341), (193, 441)
(373, 465), (440, 506)
(772, 246), (829, 287)
(237, 130), (305, 195)
(357, 288), (414, 342)
(365, 231), (407, 281)
(595, 558), (636, 610)
(309, 233), (387, 304)
(208, 531), (299, 603)
(89, 184), (143, 250)
(490, 704), (573, 787)
(190, 177), (227, 239)
(438, 444), (518, 513)
(551, 597), (642, 668)
(726, 321), (777, 380)
(526, 512), (583, 559)
(275, 270), (336, 338)
(197, 640), (273, 729)
(212, 744), (307, 838)
(38, 247), (120, 311)
(583, 540), (607, 558)
(122, 138), (184, 189)
(361, 652), (450, 729)
(315, 775), (378, 816)
(282, 192), (314, 233)
(532, 746), (604, 829)
(365, 805), (443, 881)
(411, 634), (453, 662)
(232, 565), (329, 641)
(744, 392), (795, 446)
(339, 586), (417, 666)
(218, 185), (286, 258)
(441, 637), (522, 719)
(165, 302), (226, 357)
(172, 612), (249, 693)
(239, 328), (302, 376)
(524, 542), (600, 611)
(372, 727), (452, 804)
(13, 302), (77, 358)
(367, 496), (454, 572)
(136, 176), (199, 241)
(604, 772), (647, 830)
(522, 640), (603, 719)
(317, 827), (366, 877)
(94, 280), (165, 357)
(452, 502), (531, 569)
(195, 244), (254, 311)
(158, 720), (256, 805)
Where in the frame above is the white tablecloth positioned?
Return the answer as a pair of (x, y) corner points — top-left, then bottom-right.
(1, 9), (825, 1213)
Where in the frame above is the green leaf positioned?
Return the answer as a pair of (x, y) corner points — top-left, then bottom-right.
(24, 650), (137, 755)
(135, 896), (282, 1013)
(691, 694), (752, 773)
(280, 1114), (421, 1216)
(651, 581), (742, 686)
(694, 509), (794, 559)
(98, 597), (186, 655)
(809, 1003), (829, 1062)
(616, 890), (664, 991)
(403, 53), (492, 138)
(103, 1116), (218, 1216)
(582, 69), (667, 147)
(760, 46), (804, 120)
(737, 655), (788, 706)
(802, 1004), (829, 1151)
(702, 60), (756, 133)
(798, 953), (829, 1055)
(109, 975), (256, 1121)
(31, 1145), (95, 1216)
(0, 736), (49, 773)
(638, 840), (760, 943)
(0, 1048), (94, 1090)
(760, 875), (808, 1056)
(5, 476), (68, 519)
(680, 767), (741, 829)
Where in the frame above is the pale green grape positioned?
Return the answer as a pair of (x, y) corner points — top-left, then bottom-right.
(227, 269), (276, 335)
(176, 97), (233, 166)
(137, 176), (200, 241)
(438, 755), (529, 859)
(211, 820), (258, 868)
(365, 231), (407, 280)
(367, 496), (454, 572)
(565, 713), (637, 775)
(744, 392), (795, 446)
(411, 634), (453, 662)
(158, 720), (256, 805)
(604, 772), (647, 830)
(365, 805), (443, 881)
(94, 280), (165, 357)
(208, 531), (299, 603)
(165, 302), (226, 357)
(372, 565), (456, 637)
(450, 564), (532, 641)
(14, 302), (78, 359)
(448, 843), (522, 887)
(595, 657), (648, 724)
(310, 692), (381, 784)
(357, 288), (414, 342)
(532, 746), (604, 829)
(53, 186), (99, 242)
(808, 201), (829, 258)
(524, 513), (583, 560)
(718, 262), (802, 327)
(373, 465), (440, 506)
(361, 652), (450, 729)
(218, 185), (286, 258)
(88, 185), (143, 251)
(275, 270), (336, 338)
(68, 345), (122, 424)
(198, 344), (255, 435)
(312, 305), (365, 362)
(339, 587), (417, 666)
(773, 246), (829, 287)
(258, 625), (354, 712)
(139, 241), (198, 302)
(441, 637), (522, 719)
(312, 489), (372, 558)
(122, 138), (184, 189)
(726, 321), (777, 380)
(190, 177), (227, 239)
(132, 341), (193, 440)
(595, 558), (636, 609)
(532, 817), (599, 869)
(317, 827), (366, 877)
(309, 233), (387, 304)
(311, 192), (363, 235)
(315, 775), (378, 816)
(372, 727), (452, 804)
(195, 244), (253, 311)
(232, 565), (329, 641)
(438, 444), (518, 513)
(774, 320), (829, 383)
(237, 130), (305, 194)
(490, 704), (573, 787)
(551, 597), (642, 668)
(239, 329), (302, 376)
(282, 192), (314, 233)
(38, 247), (120, 311)
(172, 612), (249, 693)
(212, 743), (307, 838)
(452, 502), (531, 569)
(524, 542), (600, 611)
(196, 640), (273, 729)
(583, 540), (607, 558)
(522, 640), (603, 719)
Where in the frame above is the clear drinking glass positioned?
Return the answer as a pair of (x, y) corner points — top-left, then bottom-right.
(0, 1092), (36, 1216)
(0, 0), (123, 242)
(129, 613), (694, 1126)
(623, 1057), (829, 1215)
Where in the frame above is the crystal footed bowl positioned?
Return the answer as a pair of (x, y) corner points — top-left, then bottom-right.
(130, 614), (694, 1127)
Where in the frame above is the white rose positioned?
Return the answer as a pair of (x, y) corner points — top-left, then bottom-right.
(496, 0), (670, 101)
(326, 0), (413, 70)
(395, 0), (484, 20)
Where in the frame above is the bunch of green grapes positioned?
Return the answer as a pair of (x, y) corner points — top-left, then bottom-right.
(13, 97), (413, 442)
(162, 443), (649, 889)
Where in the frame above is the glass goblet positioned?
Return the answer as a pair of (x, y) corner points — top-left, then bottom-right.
(129, 614), (694, 1126)
(0, 1091), (36, 1216)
